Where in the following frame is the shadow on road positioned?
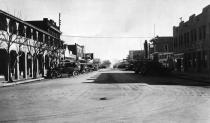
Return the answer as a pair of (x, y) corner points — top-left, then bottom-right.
(83, 72), (210, 87)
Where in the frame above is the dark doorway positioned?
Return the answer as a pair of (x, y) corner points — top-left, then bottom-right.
(0, 49), (8, 80)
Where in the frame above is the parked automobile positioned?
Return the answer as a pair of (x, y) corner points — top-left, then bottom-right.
(86, 64), (95, 72)
(80, 63), (88, 73)
(134, 59), (172, 76)
(46, 67), (62, 79)
(47, 61), (81, 78)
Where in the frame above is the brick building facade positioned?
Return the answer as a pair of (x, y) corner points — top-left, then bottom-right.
(149, 36), (174, 68)
(173, 5), (210, 72)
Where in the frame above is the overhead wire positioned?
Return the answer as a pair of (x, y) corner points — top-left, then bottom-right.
(62, 34), (153, 39)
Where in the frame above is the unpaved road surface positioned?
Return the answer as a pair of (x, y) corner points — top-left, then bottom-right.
(0, 69), (210, 123)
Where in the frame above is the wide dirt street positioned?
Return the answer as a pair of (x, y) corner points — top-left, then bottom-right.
(0, 69), (210, 123)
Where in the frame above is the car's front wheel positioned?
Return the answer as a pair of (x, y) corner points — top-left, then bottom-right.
(56, 71), (62, 78)
(72, 71), (79, 76)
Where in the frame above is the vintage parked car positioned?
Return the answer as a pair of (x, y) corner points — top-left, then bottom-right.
(47, 62), (81, 78)
(79, 63), (89, 73)
(134, 60), (172, 76)
(86, 64), (95, 72)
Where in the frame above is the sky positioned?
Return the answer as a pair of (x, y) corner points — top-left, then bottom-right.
(0, 0), (209, 63)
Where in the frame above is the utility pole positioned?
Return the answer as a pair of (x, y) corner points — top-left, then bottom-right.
(59, 13), (61, 30)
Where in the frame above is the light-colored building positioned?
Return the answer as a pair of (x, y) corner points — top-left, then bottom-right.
(0, 10), (64, 82)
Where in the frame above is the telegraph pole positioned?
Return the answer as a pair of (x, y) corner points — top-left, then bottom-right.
(59, 13), (61, 30)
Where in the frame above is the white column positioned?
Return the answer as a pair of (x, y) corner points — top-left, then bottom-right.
(17, 55), (20, 80)
(37, 58), (39, 77)
(31, 56), (34, 78)
(43, 55), (46, 76)
(36, 31), (39, 77)
(43, 34), (46, 76)
(24, 26), (27, 37)
(6, 18), (10, 32)
(25, 52), (27, 79)
(16, 22), (20, 80)
(16, 22), (19, 35)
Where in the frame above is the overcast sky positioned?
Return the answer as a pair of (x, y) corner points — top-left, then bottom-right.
(0, 0), (209, 62)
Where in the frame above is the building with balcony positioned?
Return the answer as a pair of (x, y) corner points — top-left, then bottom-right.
(0, 10), (64, 82)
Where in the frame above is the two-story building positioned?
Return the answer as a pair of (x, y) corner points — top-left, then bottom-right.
(0, 10), (64, 82)
(128, 50), (145, 61)
(149, 36), (174, 68)
(173, 5), (210, 72)
(67, 43), (85, 61)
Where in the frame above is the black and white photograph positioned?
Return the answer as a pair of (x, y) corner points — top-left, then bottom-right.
(0, 0), (210, 122)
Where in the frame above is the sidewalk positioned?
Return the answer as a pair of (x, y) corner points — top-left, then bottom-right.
(172, 71), (210, 83)
(0, 77), (44, 88)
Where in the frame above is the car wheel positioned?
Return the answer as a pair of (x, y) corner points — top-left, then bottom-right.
(51, 70), (57, 79)
(56, 71), (62, 78)
(72, 71), (78, 76)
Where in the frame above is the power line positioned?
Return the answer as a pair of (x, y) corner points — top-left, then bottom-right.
(62, 34), (153, 39)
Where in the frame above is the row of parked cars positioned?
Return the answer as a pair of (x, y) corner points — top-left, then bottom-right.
(47, 60), (98, 78)
(115, 59), (173, 76)
(133, 60), (173, 76)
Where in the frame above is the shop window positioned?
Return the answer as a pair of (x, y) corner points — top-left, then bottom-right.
(202, 25), (206, 39)
(186, 32), (190, 47)
(203, 52), (207, 67)
(184, 33), (187, 48)
(180, 35), (183, 48)
(190, 30), (193, 42)
(199, 27), (202, 40)
(194, 29), (197, 41)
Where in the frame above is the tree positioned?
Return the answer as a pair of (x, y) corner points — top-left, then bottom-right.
(100, 60), (111, 68)
(27, 34), (63, 78)
(93, 58), (101, 65)
(0, 13), (63, 81)
(0, 18), (23, 82)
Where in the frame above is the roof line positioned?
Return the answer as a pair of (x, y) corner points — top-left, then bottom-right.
(0, 10), (60, 40)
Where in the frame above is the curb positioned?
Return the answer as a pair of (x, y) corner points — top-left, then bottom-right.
(0, 78), (44, 88)
(172, 74), (210, 83)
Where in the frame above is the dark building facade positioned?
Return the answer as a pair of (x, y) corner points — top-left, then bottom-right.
(67, 43), (85, 60)
(26, 18), (61, 39)
(150, 36), (173, 53)
(128, 50), (144, 61)
(85, 53), (94, 60)
(173, 5), (210, 72)
(149, 36), (174, 68)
